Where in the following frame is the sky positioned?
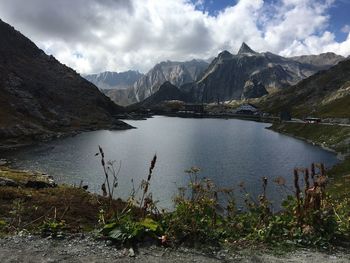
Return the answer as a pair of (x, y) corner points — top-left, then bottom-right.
(0, 0), (349, 74)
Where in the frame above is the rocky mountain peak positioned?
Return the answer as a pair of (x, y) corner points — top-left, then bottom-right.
(218, 50), (233, 59)
(237, 42), (258, 55)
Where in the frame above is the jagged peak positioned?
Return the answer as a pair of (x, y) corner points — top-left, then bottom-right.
(217, 50), (233, 59)
(237, 42), (258, 55)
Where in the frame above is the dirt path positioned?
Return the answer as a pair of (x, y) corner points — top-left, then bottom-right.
(0, 235), (349, 263)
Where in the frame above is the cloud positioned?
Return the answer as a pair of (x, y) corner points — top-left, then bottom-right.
(341, 24), (350, 33)
(0, 0), (349, 74)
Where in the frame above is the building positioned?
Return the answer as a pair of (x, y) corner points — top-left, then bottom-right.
(235, 103), (259, 115)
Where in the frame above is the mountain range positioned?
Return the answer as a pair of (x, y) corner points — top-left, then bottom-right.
(0, 19), (130, 147)
(88, 43), (344, 106)
(182, 43), (344, 103)
(1, 14), (348, 149)
(84, 70), (143, 90)
(99, 59), (209, 106)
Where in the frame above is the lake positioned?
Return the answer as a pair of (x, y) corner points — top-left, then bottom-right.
(2, 116), (339, 210)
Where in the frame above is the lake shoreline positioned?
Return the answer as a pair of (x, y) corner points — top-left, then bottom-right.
(0, 120), (134, 151)
(1, 116), (339, 208)
(268, 122), (350, 159)
(1, 117), (349, 256)
(267, 124), (345, 160)
(267, 122), (350, 199)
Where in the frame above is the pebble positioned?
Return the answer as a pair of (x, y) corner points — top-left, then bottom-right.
(129, 247), (136, 257)
(105, 240), (113, 246)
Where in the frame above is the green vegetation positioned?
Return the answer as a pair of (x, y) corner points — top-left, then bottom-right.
(268, 122), (350, 154)
(317, 95), (350, 118)
(1, 142), (349, 250)
(98, 164), (350, 249)
(260, 93), (350, 119)
(94, 151), (350, 249)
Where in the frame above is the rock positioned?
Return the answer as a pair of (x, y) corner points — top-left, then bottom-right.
(104, 59), (209, 106)
(0, 177), (19, 187)
(129, 247), (135, 257)
(241, 79), (268, 99)
(183, 43), (344, 103)
(0, 159), (8, 166)
(84, 71), (144, 90)
(133, 81), (192, 108)
(25, 180), (55, 189)
(238, 42), (258, 55)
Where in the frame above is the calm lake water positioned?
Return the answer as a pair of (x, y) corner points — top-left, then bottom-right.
(2, 116), (339, 210)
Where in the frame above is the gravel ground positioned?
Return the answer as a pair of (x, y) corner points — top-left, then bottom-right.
(0, 234), (350, 263)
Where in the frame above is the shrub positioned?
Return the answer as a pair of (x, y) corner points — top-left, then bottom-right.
(96, 151), (349, 249)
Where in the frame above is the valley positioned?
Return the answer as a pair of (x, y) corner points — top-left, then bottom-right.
(1, 3), (350, 261)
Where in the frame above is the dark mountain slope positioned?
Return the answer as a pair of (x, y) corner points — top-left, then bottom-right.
(0, 19), (130, 145)
(131, 81), (191, 108)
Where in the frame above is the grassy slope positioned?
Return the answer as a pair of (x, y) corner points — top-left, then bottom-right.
(317, 94), (350, 118)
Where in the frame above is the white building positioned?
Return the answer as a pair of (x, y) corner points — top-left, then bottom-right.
(235, 104), (259, 115)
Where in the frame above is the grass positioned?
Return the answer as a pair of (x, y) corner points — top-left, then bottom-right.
(0, 167), (127, 235)
(317, 95), (350, 118)
(0, 166), (51, 184)
(268, 122), (350, 154)
(328, 157), (350, 199)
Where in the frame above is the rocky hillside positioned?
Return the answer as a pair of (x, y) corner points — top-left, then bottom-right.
(108, 59), (209, 106)
(131, 81), (191, 108)
(84, 70), (143, 90)
(290, 52), (344, 69)
(259, 58), (350, 118)
(101, 88), (131, 107)
(99, 44), (343, 107)
(183, 43), (344, 103)
(0, 19), (130, 146)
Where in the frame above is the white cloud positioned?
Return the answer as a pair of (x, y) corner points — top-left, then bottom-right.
(0, 0), (348, 74)
(341, 24), (350, 33)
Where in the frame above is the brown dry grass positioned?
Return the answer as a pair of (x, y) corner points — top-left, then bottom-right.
(0, 184), (126, 233)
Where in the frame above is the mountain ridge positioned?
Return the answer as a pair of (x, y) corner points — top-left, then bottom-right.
(103, 59), (209, 106)
(84, 70), (143, 90)
(259, 57), (350, 118)
(0, 19), (130, 147)
(181, 43), (344, 103)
